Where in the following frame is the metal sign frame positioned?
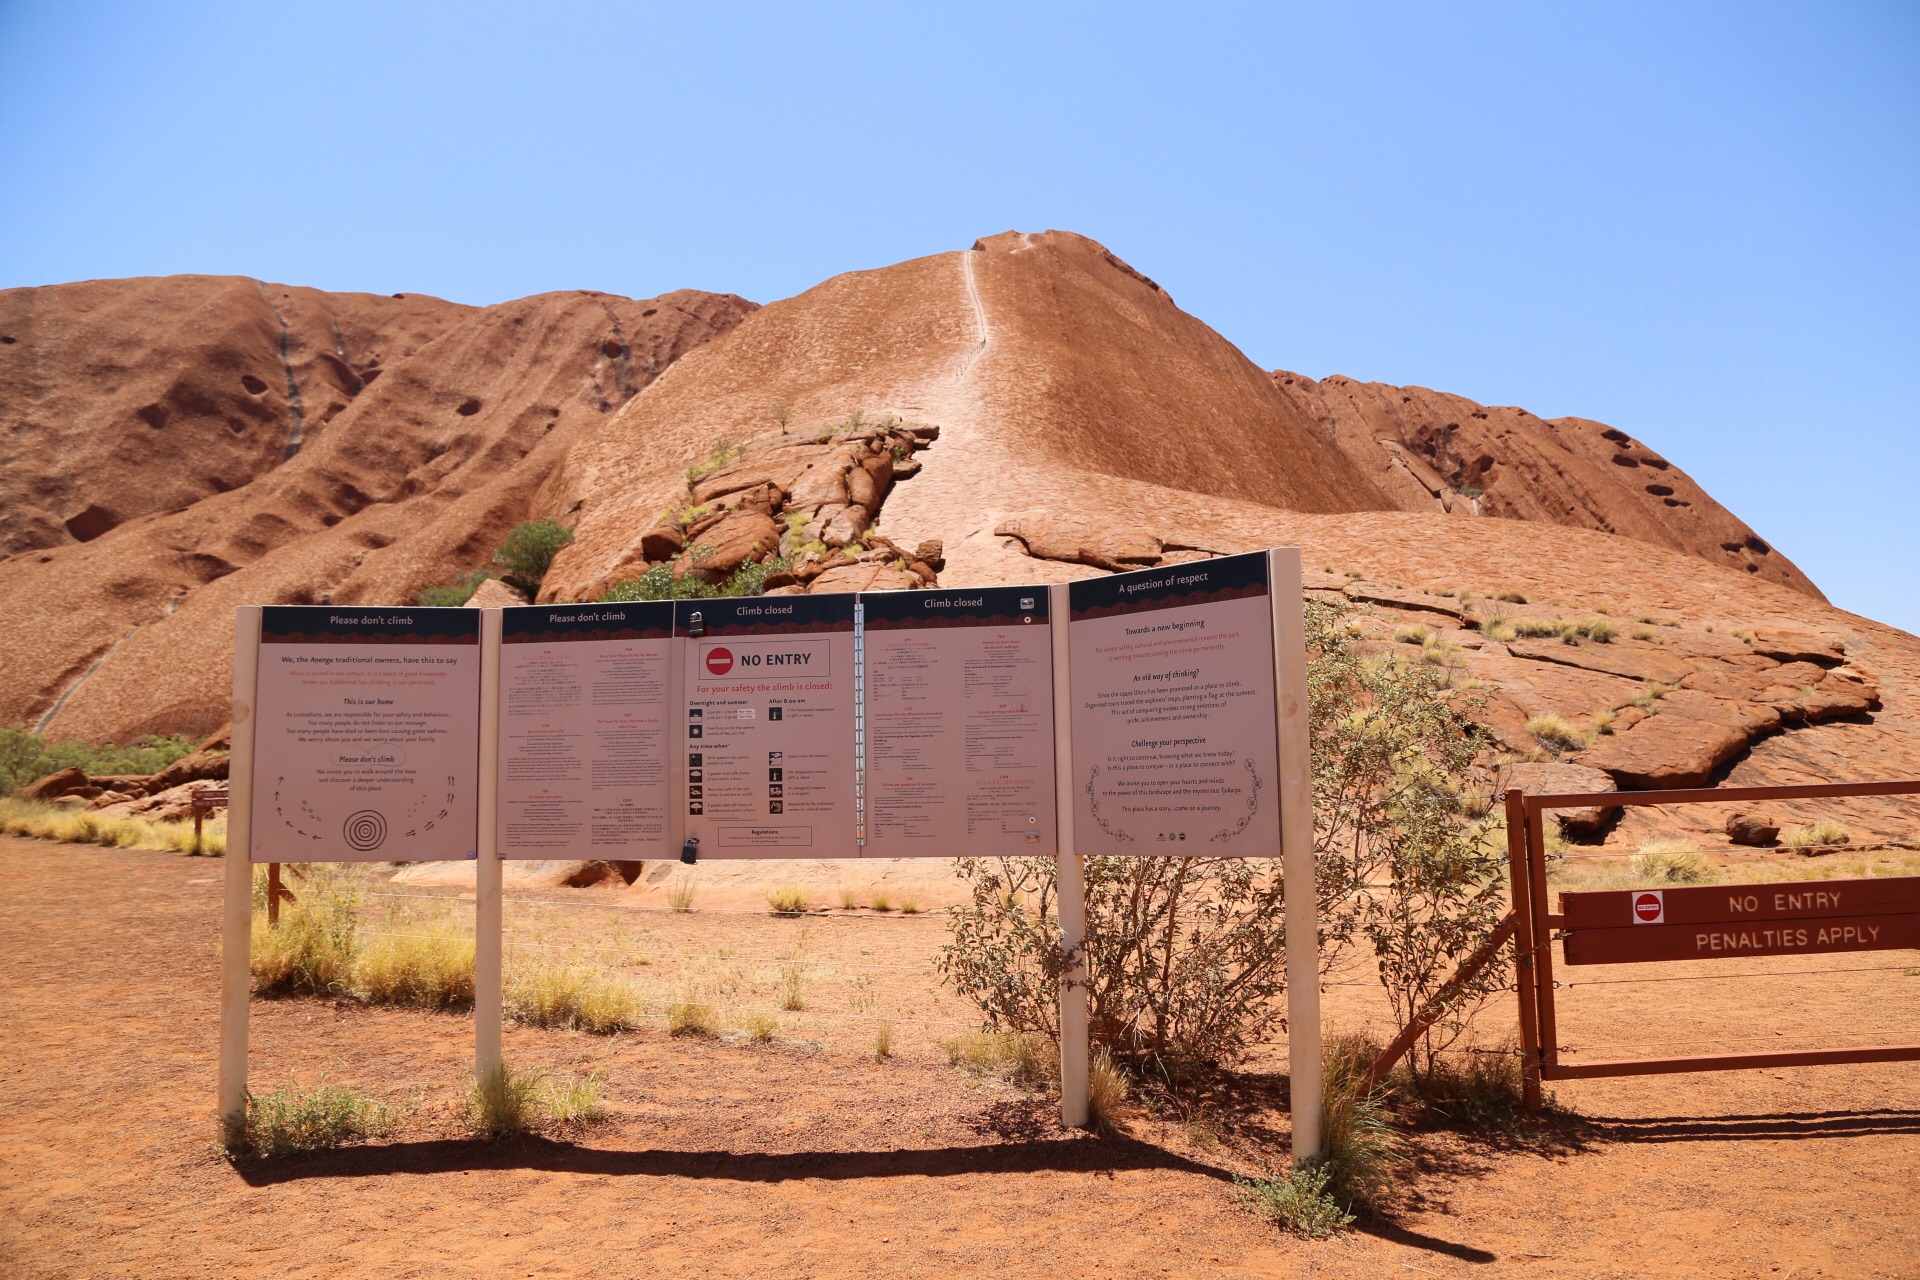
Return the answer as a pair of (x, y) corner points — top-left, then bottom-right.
(1506, 779), (1920, 1110)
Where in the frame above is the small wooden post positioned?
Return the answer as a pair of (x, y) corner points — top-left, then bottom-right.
(266, 863), (283, 925)
(1269, 548), (1324, 1165)
(217, 607), (262, 1145)
(474, 607), (504, 1081)
(193, 804), (206, 856)
(1048, 583), (1090, 1129)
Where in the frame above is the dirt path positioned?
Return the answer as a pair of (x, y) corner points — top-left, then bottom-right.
(3, 838), (1917, 1279)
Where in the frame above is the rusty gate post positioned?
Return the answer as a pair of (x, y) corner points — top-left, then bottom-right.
(267, 863), (282, 926)
(1524, 800), (1560, 1077)
(1505, 788), (1543, 1111)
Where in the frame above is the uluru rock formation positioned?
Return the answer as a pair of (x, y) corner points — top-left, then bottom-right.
(3, 231), (1915, 851)
(0, 279), (754, 739)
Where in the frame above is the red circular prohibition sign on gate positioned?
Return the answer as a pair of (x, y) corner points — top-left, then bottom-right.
(1633, 891), (1663, 922)
(705, 647), (734, 676)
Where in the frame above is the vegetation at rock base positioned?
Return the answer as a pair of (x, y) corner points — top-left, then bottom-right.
(494, 517), (576, 595)
(939, 598), (1505, 1079)
(415, 568), (492, 607)
(415, 517), (575, 605)
(596, 553), (792, 602)
(0, 729), (197, 795)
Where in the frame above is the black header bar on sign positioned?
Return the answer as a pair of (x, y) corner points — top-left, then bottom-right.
(501, 600), (675, 643)
(675, 591), (856, 637)
(260, 605), (480, 645)
(1067, 550), (1269, 621)
(860, 584), (1050, 630)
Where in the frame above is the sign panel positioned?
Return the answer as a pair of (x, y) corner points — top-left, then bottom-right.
(861, 585), (1057, 858)
(1564, 913), (1920, 965)
(1067, 552), (1281, 857)
(497, 602), (675, 859)
(1561, 876), (1920, 930)
(679, 594), (857, 858)
(252, 606), (480, 862)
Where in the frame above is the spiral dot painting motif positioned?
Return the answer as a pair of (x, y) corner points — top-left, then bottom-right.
(343, 810), (388, 852)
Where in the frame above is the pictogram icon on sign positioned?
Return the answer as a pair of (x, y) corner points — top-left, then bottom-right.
(705, 647), (734, 675)
(1632, 889), (1665, 924)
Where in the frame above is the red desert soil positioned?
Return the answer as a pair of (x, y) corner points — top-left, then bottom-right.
(4, 839), (1917, 1279)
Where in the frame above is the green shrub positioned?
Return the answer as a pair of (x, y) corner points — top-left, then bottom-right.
(1319, 1033), (1404, 1206)
(1233, 1163), (1354, 1238)
(494, 518), (575, 594)
(597, 552), (794, 603)
(0, 728), (198, 794)
(236, 1078), (391, 1157)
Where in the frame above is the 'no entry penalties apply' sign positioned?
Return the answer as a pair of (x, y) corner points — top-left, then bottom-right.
(1560, 876), (1920, 964)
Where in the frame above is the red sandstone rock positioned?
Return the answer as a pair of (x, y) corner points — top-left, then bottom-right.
(1580, 714), (1753, 789)
(1502, 762), (1620, 835)
(20, 767), (90, 801)
(995, 512), (1162, 571)
(1725, 812), (1780, 846)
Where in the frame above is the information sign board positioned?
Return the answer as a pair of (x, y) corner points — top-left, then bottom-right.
(861, 585), (1057, 857)
(251, 606), (480, 862)
(1066, 552), (1281, 857)
(497, 602), (675, 859)
(679, 594), (858, 858)
(1561, 875), (1920, 965)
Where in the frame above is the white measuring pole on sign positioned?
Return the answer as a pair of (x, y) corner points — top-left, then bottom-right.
(1268, 547), (1324, 1165)
(217, 606), (262, 1143)
(474, 607), (504, 1080)
(1047, 582), (1090, 1129)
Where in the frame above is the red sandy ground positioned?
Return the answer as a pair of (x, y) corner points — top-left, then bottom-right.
(3, 839), (1917, 1279)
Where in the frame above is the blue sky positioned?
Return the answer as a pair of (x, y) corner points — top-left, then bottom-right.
(3, 2), (1914, 633)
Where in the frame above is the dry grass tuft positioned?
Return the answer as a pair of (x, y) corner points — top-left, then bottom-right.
(1527, 715), (1589, 753)
(1394, 624), (1432, 645)
(1784, 820), (1850, 850)
(356, 926), (475, 1010)
(1631, 842), (1717, 884)
(1087, 1047), (1129, 1132)
(505, 957), (641, 1033)
(873, 1022), (895, 1061)
(870, 893), (894, 913)
(467, 1064), (543, 1139)
(765, 885), (812, 914)
(250, 871), (359, 997)
(543, 1070), (606, 1124)
(666, 877), (696, 912)
(939, 1030), (1053, 1088)
(740, 1009), (779, 1042)
(899, 897), (923, 915)
(666, 993), (719, 1037)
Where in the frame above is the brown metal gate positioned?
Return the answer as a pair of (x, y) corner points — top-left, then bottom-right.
(1507, 779), (1920, 1110)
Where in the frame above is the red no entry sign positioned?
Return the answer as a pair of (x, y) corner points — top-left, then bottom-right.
(704, 646), (734, 675)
